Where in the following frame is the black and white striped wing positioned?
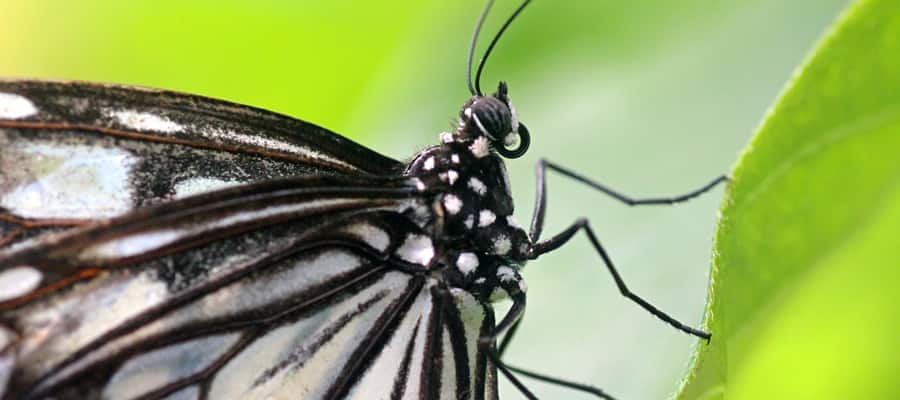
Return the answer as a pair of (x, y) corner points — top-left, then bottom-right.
(0, 197), (499, 399)
(0, 80), (400, 247)
(0, 81), (498, 399)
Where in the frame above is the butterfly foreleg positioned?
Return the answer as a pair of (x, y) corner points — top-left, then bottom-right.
(528, 158), (727, 242)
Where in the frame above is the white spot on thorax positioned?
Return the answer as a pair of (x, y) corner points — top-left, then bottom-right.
(451, 154), (460, 164)
(412, 178), (426, 191)
(0, 266), (43, 301)
(492, 235), (511, 255)
(0, 92), (38, 119)
(108, 109), (184, 133)
(405, 199), (430, 223)
(446, 170), (459, 185)
(468, 177), (487, 196)
(478, 210), (496, 227)
(423, 157), (435, 171)
(440, 132), (454, 144)
(443, 194), (462, 215)
(456, 252), (479, 276)
(464, 214), (474, 229)
(469, 137), (489, 158)
(506, 215), (521, 228)
(395, 234), (435, 266)
(496, 266), (516, 283)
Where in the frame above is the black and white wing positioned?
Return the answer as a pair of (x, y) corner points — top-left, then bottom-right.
(0, 80), (400, 247)
(0, 81), (498, 400)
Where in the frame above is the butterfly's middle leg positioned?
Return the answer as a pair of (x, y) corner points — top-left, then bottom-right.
(529, 218), (711, 339)
(479, 291), (540, 399)
(480, 283), (616, 399)
(494, 318), (618, 400)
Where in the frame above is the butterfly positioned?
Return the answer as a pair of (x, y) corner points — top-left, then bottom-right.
(0, 1), (726, 399)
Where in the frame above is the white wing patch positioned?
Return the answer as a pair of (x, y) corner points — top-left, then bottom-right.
(439, 328), (457, 398)
(21, 272), (172, 393)
(0, 141), (136, 219)
(106, 108), (356, 171)
(209, 272), (410, 400)
(0, 266), (42, 302)
(200, 126), (355, 170)
(169, 250), (367, 325)
(452, 289), (490, 399)
(395, 285), (435, 399)
(173, 177), (241, 199)
(108, 109), (185, 133)
(0, 92), (38, 119)
(346, 283), (432, 400)
(75, 198), (369, 263)
(81, 230), (181, 260)
(339, 222), (391, 252)
(26, 248), (371, 397)
(103, 333), (240, 400)
(0, 326), (14, 398)
(163, 386), (200, 400)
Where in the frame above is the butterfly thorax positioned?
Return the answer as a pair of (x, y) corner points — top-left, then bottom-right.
(403, 89), (530, 302)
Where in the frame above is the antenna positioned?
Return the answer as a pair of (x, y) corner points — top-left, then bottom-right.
(473, 0), (532, 96)
(467, 0), (495, 95)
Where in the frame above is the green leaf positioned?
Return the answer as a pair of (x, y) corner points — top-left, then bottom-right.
(677, 0), (900, 398)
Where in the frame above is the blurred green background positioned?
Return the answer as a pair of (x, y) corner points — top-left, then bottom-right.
(0, 1), (850, 399)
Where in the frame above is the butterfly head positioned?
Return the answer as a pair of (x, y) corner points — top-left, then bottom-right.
(456, 81), (530, 159)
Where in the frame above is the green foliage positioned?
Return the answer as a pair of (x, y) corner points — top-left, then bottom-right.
(678, 0), (900, 398)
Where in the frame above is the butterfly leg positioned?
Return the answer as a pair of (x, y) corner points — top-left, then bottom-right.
(528, 158), (727, 241)
(529, 218), (711, 340)
(481, 286), (617, 399)
(479, 291), (540, 399)
(496, 319), (618, 399)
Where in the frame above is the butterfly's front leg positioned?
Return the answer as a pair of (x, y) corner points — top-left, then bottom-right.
(528, 158), (727, 242)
